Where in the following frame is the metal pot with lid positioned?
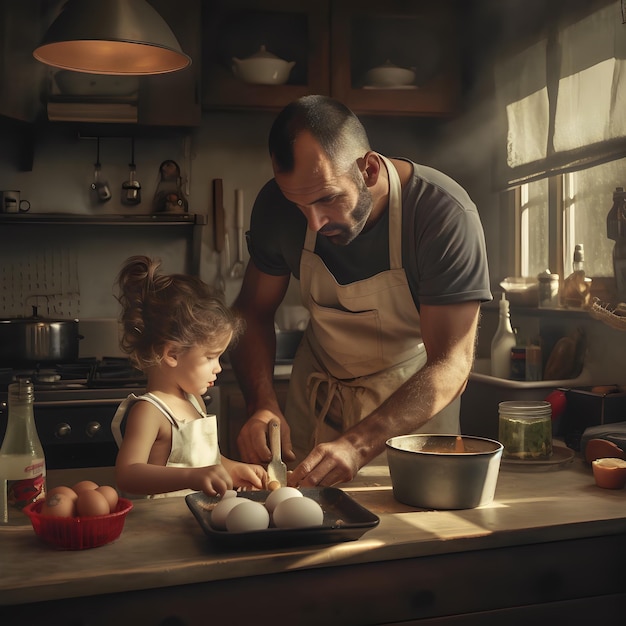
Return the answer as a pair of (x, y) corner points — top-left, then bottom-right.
(0, 306), (81, 367)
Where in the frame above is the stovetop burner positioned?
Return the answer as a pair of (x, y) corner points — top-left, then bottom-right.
(0, 357), (147, 392)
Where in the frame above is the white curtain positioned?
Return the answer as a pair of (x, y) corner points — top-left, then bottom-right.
(496, 1), (626, 176)
(495, 39), (549, 168)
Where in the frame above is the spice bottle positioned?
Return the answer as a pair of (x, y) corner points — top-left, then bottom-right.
(498, 400), (552, 460)
(0, 379), (46, 525)
(491, 293), (516, 378)
(537, 270), (560, 308)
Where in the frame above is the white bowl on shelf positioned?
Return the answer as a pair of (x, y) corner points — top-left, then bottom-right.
(231, 45), (295, 85)
(365, 60), (415, 88)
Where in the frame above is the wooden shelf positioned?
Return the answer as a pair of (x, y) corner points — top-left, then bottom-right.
(0, 213), (207, 226)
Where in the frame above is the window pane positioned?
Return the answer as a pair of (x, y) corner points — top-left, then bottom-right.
(521, 179), (549, 277)
(565, 160), (624, 276)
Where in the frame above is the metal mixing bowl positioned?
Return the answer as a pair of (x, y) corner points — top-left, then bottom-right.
(386, 434), (503, 510)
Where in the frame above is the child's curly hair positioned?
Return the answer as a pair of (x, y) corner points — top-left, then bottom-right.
(116, 256), (244, 371)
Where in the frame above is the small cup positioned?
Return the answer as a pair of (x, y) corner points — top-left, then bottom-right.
(591, 457), (626, 489)
(0, 190), (30, 213)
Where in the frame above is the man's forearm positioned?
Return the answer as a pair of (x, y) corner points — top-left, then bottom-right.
(229, 322), (283, 416)
(343, 355), (471, 464)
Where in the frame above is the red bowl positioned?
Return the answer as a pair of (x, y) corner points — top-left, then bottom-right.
(23, 497), (133, 550)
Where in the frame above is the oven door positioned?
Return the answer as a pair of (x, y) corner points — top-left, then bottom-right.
(0, 398), (121, 470)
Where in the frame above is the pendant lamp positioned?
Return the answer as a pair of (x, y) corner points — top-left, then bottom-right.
(33, 0), (191, 75)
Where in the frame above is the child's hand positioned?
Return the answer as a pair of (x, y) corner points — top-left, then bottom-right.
(223, 459), (268, 491)
(190, 464), (234, 497)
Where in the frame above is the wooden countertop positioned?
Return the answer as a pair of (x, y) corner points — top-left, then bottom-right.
(1, 451), (626, 608)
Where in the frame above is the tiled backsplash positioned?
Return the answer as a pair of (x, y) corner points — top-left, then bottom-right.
(0, 247), (80, 318)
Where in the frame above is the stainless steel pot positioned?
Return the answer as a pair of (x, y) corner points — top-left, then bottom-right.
(0, 307), (81, 366)
(386, 434), (503, 510)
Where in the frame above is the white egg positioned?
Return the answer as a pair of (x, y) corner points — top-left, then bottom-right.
(264, 486), (303, 514)
(222, 490), (238, 500)
(211, 496), (247, 530)
(225, 500), (270, 532)
(272, 496), (324, 529)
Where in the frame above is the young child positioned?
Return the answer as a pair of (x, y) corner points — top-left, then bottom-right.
(112, 255), (267, 497)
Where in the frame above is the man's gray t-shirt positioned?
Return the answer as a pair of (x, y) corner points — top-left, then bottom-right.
(247, 158), (492, 309)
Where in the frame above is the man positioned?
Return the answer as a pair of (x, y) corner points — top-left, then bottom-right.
(229, 95), (492, 487)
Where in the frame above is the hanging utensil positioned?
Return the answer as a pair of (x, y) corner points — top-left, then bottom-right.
(122, 137), (141, 205)
(230, 189), (245, 279)
(90, 137), (111, 203)
(212, 178), (226, 295)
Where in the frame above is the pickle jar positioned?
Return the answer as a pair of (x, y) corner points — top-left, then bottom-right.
(498, 400), (552, 460)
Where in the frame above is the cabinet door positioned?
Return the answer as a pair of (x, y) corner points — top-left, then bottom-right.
(330, 0), (461, 116)
(202, 0), (330, 112)
(137, 0), (202, 126)
(0, 0), (48, 122)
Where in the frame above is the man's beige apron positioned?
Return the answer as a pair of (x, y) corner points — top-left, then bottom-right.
(285, 155), (460, 462)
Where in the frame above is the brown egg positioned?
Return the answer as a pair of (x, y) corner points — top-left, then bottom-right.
(48, 485), (78, 503)
(96, 485), (119, 512)
(72, 480), (99, 494)
(76, 489), (111, 517)
(41, 492), (76, 518)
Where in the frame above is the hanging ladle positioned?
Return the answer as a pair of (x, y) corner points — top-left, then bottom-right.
(122, 137), (141, 205)
(230, 189), (245, 278)
(90, 137), (111, 203)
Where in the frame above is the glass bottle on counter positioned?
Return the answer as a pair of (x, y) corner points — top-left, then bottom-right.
(490, 293), (516, 378)
(562, 243), (592, 307)
(0, 379), (46, 525)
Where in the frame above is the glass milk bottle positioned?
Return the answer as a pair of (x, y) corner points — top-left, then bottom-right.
(0, 379), (46, 525)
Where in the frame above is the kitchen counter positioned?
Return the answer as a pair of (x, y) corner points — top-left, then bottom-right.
(1, 453), (625, 624)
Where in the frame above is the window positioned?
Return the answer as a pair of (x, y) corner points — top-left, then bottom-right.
(521, 160), (623, 280)
(496, 1), (626, 293)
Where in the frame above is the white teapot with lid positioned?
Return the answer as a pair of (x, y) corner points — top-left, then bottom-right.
(232, 45), (295, 85)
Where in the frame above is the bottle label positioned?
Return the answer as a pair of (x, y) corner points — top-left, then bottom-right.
(3, 460), (45, 512)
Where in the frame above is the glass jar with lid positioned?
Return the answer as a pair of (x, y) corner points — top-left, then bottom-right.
(498, 400), (552, 460)
(537, 270), (560, 308)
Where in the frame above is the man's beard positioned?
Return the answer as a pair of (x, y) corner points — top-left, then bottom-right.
(321, 178), (373, 246)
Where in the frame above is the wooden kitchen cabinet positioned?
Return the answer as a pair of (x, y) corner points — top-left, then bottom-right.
(0, 0), (48, 123)
(201, 0), (461, 116)
(201, 0), (330, 112)
(136, 0), (202, 127)
(330, 0), (462, 116)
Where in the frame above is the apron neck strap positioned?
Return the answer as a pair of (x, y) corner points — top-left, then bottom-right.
(379, 155), (403, 269)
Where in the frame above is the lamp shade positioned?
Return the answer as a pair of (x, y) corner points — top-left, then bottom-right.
(33, 0), (191, 75)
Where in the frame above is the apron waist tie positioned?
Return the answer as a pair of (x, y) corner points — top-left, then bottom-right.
(307, 371), (343, 438)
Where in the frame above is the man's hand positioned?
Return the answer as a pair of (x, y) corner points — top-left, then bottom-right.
(237, 410), (296, 465)
(288, 438), (361, 487)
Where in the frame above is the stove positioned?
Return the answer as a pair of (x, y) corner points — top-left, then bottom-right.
(0, 358), (148, 470)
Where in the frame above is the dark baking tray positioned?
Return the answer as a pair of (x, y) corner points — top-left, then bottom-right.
(186, 487), (380, 550)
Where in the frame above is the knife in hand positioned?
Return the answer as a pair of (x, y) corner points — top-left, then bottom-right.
(267, 420), (287, 488)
